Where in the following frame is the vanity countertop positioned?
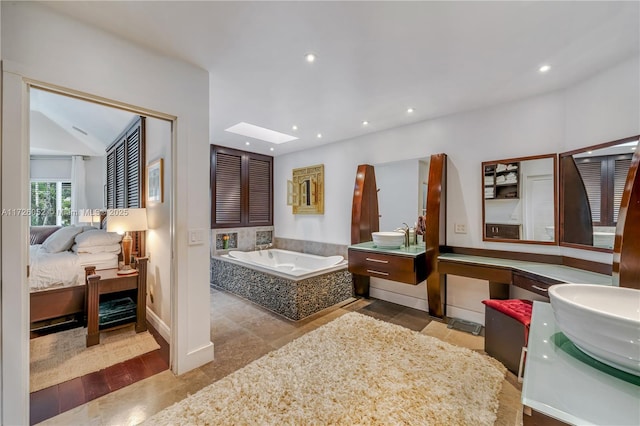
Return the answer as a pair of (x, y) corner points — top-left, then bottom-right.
(438, 253), (612, 285)
(522, 302), (639, 425)
(349, 241), (426, 258)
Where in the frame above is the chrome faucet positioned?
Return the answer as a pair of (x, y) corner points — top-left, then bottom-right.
(256, 242), (273, 252)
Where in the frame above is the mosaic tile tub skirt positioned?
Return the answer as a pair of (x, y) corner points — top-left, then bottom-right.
(210, 257), (353, 320)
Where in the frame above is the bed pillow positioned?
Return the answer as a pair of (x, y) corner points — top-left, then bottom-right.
(41, 226), (84, 253)
(71, 243), (121, 254)
(74, 229), (123, 247)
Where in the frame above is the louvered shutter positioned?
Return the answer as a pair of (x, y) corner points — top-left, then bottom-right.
(613, 158), (632, 223)
(576, 160), (602, 223)
(126, 125), (141, 208)
(211, 146), (273, 228)
(115, 143), (126, 208)
(248, 157), (272, 224)
(106, 151), (115, 209)
(215, 152), (242, 225)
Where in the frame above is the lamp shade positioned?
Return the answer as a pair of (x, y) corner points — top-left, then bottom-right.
(106, 208), (148, 234)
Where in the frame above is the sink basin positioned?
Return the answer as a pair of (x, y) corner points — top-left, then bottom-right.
(372, 231), (405, 249)
(548, 284), (640, 375)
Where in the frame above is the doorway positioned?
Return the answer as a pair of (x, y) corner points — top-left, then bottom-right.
(26, 85), (175, 422)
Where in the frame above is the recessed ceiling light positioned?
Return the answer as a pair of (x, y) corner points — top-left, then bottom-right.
(539, 64), (551, 73)
(225, 122), (298, 144)
(407, 108), (414, 114)
(270, 147), (275, 152)
(362, 121), (369, 126)
(292, 125), (298, 131)
(305, 53), (316, 63)
(317, 133), (323, 139)
(587, 151), (593, 154)
(245, 141), (250, 146)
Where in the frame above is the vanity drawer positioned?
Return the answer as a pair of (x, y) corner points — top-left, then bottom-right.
(348, 249), (425, 285)
(512, 271), (561, 298)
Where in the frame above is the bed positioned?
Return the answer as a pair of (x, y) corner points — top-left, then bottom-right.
(29, 224), (130, 329)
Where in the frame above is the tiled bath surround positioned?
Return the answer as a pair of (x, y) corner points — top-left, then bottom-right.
(273, 237), (349, 259)
(210, 257), (353, 320)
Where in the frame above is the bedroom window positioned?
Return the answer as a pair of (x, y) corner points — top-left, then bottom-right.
(30, 181), (72, 226)
(210, 145), (273, 228)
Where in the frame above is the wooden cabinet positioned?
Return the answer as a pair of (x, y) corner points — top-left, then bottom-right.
(348, 248), (426, 285)
(484, 161), (519, 199)
(485, 223), (521, 240)
(85, 257), (148, 347)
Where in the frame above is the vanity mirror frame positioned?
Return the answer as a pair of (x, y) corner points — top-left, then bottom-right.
(481, 153), (558, 245)
(559, 135), (640, 253)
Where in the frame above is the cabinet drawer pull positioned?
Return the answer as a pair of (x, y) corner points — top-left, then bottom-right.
(365, 257), (389, 264)
(531, 285), (548, 292)
(367, 269), (390, 276)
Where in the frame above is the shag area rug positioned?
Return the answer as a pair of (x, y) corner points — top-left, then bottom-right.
(148, 312), (506, 425)
(30, 326), (159, 392)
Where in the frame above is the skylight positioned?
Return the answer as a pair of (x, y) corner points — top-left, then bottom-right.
(225, 122), (298, 144)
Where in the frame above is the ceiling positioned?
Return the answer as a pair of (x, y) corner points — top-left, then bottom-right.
(30, 88), (138, 156)
(42, 1), (640, 157)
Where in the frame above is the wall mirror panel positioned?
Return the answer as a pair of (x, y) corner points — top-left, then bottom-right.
(482, 154), (557, 244)
(560, 135), (639, 251)
(374, 157), (429, 232)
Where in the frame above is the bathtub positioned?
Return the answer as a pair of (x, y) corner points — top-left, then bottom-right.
(211, 249), (353, 320)
(224, 249), (346, 280)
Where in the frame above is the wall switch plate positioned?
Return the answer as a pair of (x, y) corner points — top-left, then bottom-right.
(454, 223), (467, 234)
(188, 229), (205, 245)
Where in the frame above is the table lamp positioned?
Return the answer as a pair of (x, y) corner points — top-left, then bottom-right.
(106, 208), (148, 274)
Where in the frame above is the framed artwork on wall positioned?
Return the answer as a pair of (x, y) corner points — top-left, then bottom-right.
(147, 158), (164, 203)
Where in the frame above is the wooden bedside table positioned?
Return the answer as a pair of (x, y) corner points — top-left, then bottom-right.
(84, 257), (148, 347)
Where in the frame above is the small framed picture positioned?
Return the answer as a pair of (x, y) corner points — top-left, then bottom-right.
(147, 158), (164, 203)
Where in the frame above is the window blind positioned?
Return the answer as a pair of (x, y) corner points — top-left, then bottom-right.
(613, 158), (632, 222)
(105, 117), (145, 210)
(576, 160), (602, 223)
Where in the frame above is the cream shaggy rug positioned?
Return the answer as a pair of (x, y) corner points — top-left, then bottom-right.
(30, 326), (159, 392)
(148, 312), (506, 425)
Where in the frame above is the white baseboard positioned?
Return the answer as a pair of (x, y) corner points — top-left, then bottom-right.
(369, 287), (429, 312)
(146, 307), (171, 343)
(176, 342), (215, 375)
(446, 305), (485, 326)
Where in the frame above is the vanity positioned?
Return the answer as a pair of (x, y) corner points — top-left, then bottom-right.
(348, 242), (427, 285)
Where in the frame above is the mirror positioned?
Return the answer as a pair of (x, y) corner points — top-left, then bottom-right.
(374, 157), (430, 232)
(482, 154), (557, 244)
(560, 135), (639, 251)
(287, 164), (324, 214)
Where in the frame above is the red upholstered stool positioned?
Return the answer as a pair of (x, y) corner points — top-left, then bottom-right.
(482, 299), (533, 375)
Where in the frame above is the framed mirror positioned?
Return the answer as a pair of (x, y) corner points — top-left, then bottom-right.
(482, 154), (557, 244)
(374, 157), (429, 232)
(287, 164), (324, 214)
(560, 135), (639, 252)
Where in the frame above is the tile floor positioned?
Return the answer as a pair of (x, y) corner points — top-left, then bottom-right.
(38, 286), (565, 425)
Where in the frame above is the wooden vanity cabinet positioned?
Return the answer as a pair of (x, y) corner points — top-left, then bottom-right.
(348, 249), (427, 285)
(512, 270), (561, 299)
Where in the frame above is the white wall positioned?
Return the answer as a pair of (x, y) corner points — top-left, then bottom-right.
(275, 55), (640, 320)
(84, 156), (105, 209)
(146, 117), (172, 341)
(1, 3), (212, 423)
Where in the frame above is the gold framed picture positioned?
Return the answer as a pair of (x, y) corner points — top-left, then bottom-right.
(147, 158), (164, 203)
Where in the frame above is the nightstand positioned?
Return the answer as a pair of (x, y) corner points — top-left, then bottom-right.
(85, 257), (148, 347)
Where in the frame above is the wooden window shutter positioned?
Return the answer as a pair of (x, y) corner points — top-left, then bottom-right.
(576, 160), (602, 223)
(105, 117), (145, 210)
(614, 157), (632, 223)
(211, 145), (273, 228)
(106, 151), (116, 209)
(214, 151), (243, 225)
(248, 157), (272, 224)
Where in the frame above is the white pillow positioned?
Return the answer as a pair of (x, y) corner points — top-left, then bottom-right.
(74, 229), (123, 247)
(41, 226), (84, 253)
(72, 243), (121, 254)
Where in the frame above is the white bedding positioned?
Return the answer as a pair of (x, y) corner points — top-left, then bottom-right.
(29, 245), (118, 292)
